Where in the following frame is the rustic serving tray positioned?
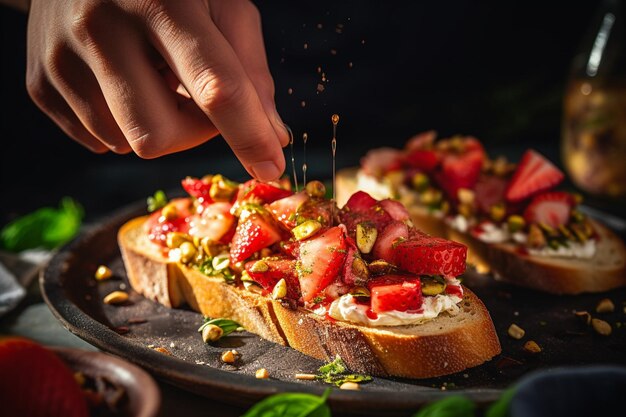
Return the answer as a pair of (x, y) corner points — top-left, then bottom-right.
(41, 201), (626, 416)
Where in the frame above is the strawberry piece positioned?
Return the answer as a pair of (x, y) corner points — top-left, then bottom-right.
(372, 221), (409, 262)
(474, 174), (507, 214)
(505, 150), (564, 203)
(245, 258), (300, 299)
(230, 213), (282, 264)
(297, 226), (347, 302)
(393, 233), (467, 277)
(280, 240), (300, 258)
(181, 177), (213, 203)
(238, 180), (293, 205)
(267, 191), (310, 229)
(368, 275), (423, 313)
(435, 138), (485, 199)
(403, 149), (439, 173)
(189, 202), (235, 243)
(341, 236), (361, 285)
(0, 338), (89, 417)
(404, 130), (437, 152)
(360, 147), (404, 176)
(379, 199), (410, 221)
(523, 191), (575, 228)
(296, 199), (336, 227)
(344, 191), (378, 211)
(146, 198), (192, 246)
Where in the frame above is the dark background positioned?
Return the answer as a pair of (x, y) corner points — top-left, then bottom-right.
(0, 0), (601, 224)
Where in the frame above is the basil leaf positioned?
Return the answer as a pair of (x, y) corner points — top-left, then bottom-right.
(198, 317), (240, 337)
(320, 374), (372, 387)
(318, 355), (347, 377)
(147, 190), (168, 212)
(412, 395), (475, 417)
(485, 387), (516, 417)
(0, 197), (83, 252)
(242, 389), (331, 417)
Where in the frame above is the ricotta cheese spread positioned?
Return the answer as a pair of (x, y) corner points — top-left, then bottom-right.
(528, 239), (596, 259)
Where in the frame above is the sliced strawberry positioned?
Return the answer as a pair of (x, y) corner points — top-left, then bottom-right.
(523, 191), (575, 228)
(244, 258), (300, 299)
(474, 174), (508, 214)
(368, 275), (423, 313)
(341, 236), (365, 286)
(146, 198), (192, 246)
(404, 130), (437, 152)
(296, 198), (336, 227)
(403, 149), (439, 173)
(344, 191), (378, 212)
(505, 150), (564, 203)
(181, 177), (213, 203)
(280, 240), (300, 258)
(372, 221), (409, 262)
(297, 226), (347, 302)
(0, 338), (89, 417)
(238, 180), (293, 205)
(435, 138), (485, 199)
(230, 213), (282, 264)
(393, 233), (467, 277)
(360, 147), (403, 176)
(379, 199), (410, 221)
(267, 191), (310, 229)
(189, 202), (235, 242)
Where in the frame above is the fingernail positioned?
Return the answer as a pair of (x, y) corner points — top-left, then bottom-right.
(272, 110), (290, 147)
(250, 161), (281, 182)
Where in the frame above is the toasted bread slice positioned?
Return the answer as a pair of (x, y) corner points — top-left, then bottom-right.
(119, 216), (501, 379)
(337, 167), (626, 294)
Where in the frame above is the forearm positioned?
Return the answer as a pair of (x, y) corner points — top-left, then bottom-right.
(0, 0), (30, 13)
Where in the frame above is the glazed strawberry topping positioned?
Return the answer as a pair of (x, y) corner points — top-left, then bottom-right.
(523, 191), (575, 228)
(393, 232), (467, 277)
(230, 213), (282, 264)
(244, 258), (300, 299)
(506, 150), (564, 203)
(474, 174), (507, 214)
(238, 180), (293, 205)
(181, 177), (213, 203)
(297, 226), (347, 302)
(435, 138), (485, 199)
(404, 149), (439, 173)
(267, 192), (310, 229)
(344, 190), (378, 211)
(368, 275), (423, 313)
(372, 221), (409, 262)
(379, 199), (410, 221)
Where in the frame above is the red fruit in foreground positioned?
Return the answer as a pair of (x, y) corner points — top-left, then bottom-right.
(404, 149), (439, 173)
(368, 275), (423, 313)
(0, 338), (89, 417)
(238, 180), (293, 204)
(474, 175), (507, 214)
(297, 226), (347, 302)
(436, 138), (485, 199)
(506, 149), (564, 203)
(147, 198), (192, 246)
(379, 199), (410, 221)
(340, 192), (393, 237)
(341, 236), (360, 285)
(344, 191), (378, 211)
(393, 233), (467, 277)
(245, 258), (300, 299)
(230, 214), (282, 263)
(372, 221), (409, 262)
(189, 202), (235, 243)
(523, 191), (575, 228)
(181, 177), (213, 203)
(267, 191), (310, 229)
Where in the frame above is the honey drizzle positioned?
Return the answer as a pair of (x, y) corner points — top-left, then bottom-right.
(302, 132), (308, 188)
(331, 114), (339, 202)
(286, 124), (299, 192)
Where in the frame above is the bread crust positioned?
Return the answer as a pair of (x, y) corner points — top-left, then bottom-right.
(337, 168), (626, 294)
(119, 217), (501, 379)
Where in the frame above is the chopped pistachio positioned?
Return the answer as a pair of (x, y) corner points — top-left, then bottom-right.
(255, 368), (269, 379)
(221, 350), (236, 363)
(421, 276), (446, 296)
(570, 223), (589, 242)
(592, 318), (612, 336)
(103, 291), (129, 305)
(305, 180), (326, 198)
(457, 188), (475, 206)
(351, 257), (370, 285)
(292, 220), (322, 241)
(420, 188), (442, 206)
(368, 260), (397, 276)
(272, 278), (287, 300)
(384, 171), (404, 189)
(356, 222), (378, 254)
(538, 222), (558, 237)
(596, 298), (615, 313)
(179, 241), (197, 264)
(507, 215), (526, 233)
(166, 232), (192, 249)
(212, 254), (230, 271)
(508, 323), (525, 340)
(527, 224), (546, 248)
(340, 382), (360, 390)
(95, 265), (113, 281)
(558, 225), (574, 240)
(411, 172), (429, 192)
(571, 209), (585, 223)
(200, 237), (221, 258)
(349, 286), (371, 298)
(249, 260), (269, 273)
(201, 324), (224, 343)
(523, 340), (542, 353)
(161, 203), (178, 221)
(457, 203), (473, 218)
(492, 156), (511, 176)
(574, 310), (592, 325)
(489, 203), (506, 222)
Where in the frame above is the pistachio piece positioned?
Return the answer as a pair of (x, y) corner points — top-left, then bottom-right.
(411, 172), (429, 191)
(558, 225), (574, 240)
(201, 324), (224, 343)
(538, 222), (558, 237)
(507, 215), (526, 233)
(351, 257), (370, 285)
(166, 232), (192, 249)
(457, 203), (474, 218)
(179, 241), (197, 264)
(570, 223), (589, 242)
(340, 382), (360, 391)
(384, 171), (404, 188)
(523, 340), (542, 353)
(221, 350), (236, 363)
(305, 180), (326, 198)
(489, 203), (506, 222)
(349, 286), (371, 298)
(255, 368), (269, 379)
(420, 188), (442, 206)
(421, 276), (446, 296)
(103, 291), (129, 305)
(95, 265), (112, 281)
(292, 220), (322, 241)
(368, 260), (397, 276)
(272, 278), (287, 300)
(200, 237), (221, 258)
(161, 203), (178, 221)
(596, 298), (615, 313)
(457, 188), (475, 206)
(574, 310), (592, 325)
(356, 222), (378, 254)
(527, 224), (546, 248)
(209, 175), (238, 201)
(507, 323), (525, 340)
(571, 209), (585, 223)
(591, 318), (612, 336)
(249, 260), (269, 273)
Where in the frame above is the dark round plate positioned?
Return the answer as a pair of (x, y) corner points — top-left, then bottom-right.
(41, 201), (626, 416)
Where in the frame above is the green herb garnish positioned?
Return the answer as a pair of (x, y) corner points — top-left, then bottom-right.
(316, 355), (372, 387)
(412, 395), (476, 417)
(485, 387), (516, 417)
(242, 389), (331, 417)
(0, 197), (83, 252)
(198, 317), (240, 337)
(147, 190), (168, 212)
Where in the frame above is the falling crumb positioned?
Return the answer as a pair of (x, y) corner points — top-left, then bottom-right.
(280, 58), (285, 64)
(348, 62), (353, 68)
(514, 311), (519, 316)
(169, 342), (176, 348)
(153, 347), (172, 355)
(85, 295), (92, 301)
(287, 88), (293, 95)
(303, 43), (308, 50)
(317, 83), (325, 92)
(317, 23), (323, 29)
(330, 49), (337, 55)
(361, 39), (366, 45)
(301, 101), (306, 107)
(317, 66), (322, 74)
(119, 283), (126, 290)
(463, 373), (469, 378)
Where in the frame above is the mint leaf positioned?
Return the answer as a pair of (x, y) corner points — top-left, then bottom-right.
(242, 389), (331, 417)
(412, 395), (475, 417)
(0, 197), (83, 252)
(147, 190), (168, 212)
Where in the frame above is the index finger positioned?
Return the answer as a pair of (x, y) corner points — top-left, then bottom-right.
(142, 1), (286, 181)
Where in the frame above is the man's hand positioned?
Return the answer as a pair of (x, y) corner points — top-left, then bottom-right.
(25, 0), (289, 181)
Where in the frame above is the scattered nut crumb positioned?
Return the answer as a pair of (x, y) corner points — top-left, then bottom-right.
(127, 317), (147, 325)
(169, 342), (175, 348)
(95, 265), (112, 280)
(339, 382), (360, 390)
(287, 88), (293, 95)
(221, 350), (236, 363)
(596, 298), (615, 313)
(508, 323), (525, 340)
(255, 368), (269, 379)
(592, 318), (612, 336)
(153, 347), (172, 355)
(295, 373), (317, 380)
(523, 340), (542, 353)
(103, 291), (129, 305)
(74, 372), (86, 386)
(574, 310), (592, 325)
